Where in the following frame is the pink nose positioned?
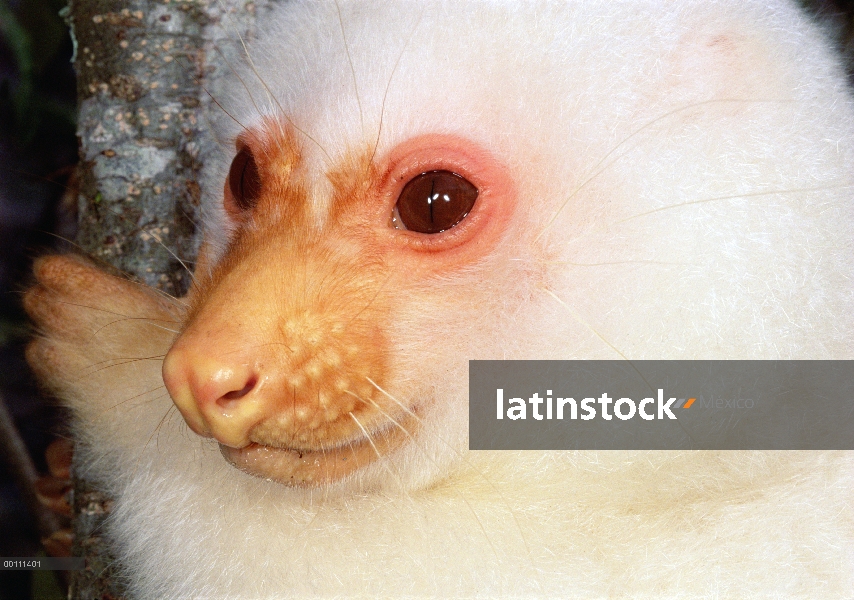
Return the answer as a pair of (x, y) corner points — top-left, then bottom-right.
(162, 346), (264, 448)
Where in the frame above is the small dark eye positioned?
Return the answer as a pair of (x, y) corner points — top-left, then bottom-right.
(228, 147), (261, 211)
(394, 171), (478, 234)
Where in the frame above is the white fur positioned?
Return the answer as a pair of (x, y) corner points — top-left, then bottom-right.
(61, 0), (854, 597)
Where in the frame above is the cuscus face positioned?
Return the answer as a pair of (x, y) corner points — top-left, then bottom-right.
(162, 121), (519, 486)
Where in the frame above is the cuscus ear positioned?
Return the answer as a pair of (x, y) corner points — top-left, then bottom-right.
(24, 254), (182, 411)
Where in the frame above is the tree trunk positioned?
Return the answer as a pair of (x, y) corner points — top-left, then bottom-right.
(67, 0), (270, 596)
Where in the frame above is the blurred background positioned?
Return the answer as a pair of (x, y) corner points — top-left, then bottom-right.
(0, 0), (853, 599)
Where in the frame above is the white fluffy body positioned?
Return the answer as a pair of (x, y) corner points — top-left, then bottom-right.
(45, 0), (854, 597)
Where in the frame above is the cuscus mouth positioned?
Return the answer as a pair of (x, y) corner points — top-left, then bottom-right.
(219, 411), (420, 486)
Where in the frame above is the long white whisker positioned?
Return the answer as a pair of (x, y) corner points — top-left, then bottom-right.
(344, 389), (506, 582)
(334, 0), (365, 140)
(348, 412), (408, 495)
(535, 98), (789, 242)
(91, 317), (180, 337)
(214, 0), (333, 164)
(150, 232), (197, 286)
(567, 183), (854, 249)
(362, 378), (542, 593)
(540, 286), (628, 360)
(368, 8), (425, 167)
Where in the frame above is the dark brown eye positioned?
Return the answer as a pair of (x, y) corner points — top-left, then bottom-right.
(228, 147), (261, 211)
(394, 171), (478, 234)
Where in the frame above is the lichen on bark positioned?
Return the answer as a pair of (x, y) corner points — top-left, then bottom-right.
(68, 0), (270, 596)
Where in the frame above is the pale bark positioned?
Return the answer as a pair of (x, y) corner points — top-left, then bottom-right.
(68, 0), (269, 596)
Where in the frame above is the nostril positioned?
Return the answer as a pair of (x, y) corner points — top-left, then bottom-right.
(218, 376), (258, 406)
(165, 346), (264, 448)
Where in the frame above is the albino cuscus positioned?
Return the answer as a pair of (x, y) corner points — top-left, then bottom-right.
(24, 1), (854, 597)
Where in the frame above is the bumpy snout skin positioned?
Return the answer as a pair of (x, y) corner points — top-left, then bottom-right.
(161, 232), (401, 485)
